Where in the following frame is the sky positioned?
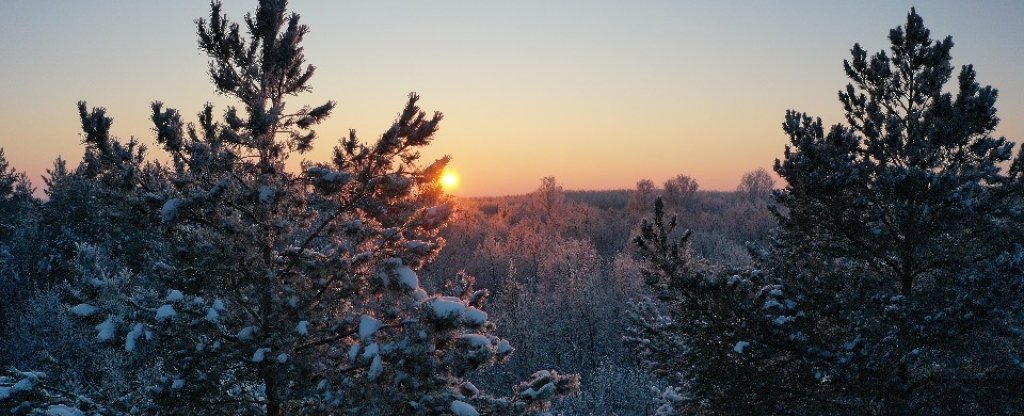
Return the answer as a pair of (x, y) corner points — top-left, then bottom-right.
(0, 1), (1022, 197)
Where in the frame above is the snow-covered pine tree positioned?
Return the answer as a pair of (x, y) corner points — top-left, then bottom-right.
(767, 8), (1024, 413)
(774, 8), (1022, 295)
(765, 8), (1024, 413)
(630, 9), (1024, 415)
(628, 198), (796, 414)
(0, 148), (36, 351)
(0, 148), (34, 244)
(2, 1), (578, 414)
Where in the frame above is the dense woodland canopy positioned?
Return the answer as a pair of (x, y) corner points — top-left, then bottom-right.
(1, 2), (1022, 415)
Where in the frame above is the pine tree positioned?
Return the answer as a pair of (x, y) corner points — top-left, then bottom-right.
(0, 149), (34, 243)
(630, 9), (1024, 415)
(774, 8), (1019, 294)
(1, 1), (578, 414)
(769, 8), (1024, 413)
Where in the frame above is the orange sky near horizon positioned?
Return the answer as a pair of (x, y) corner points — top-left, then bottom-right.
(1, 1), (1022, 197)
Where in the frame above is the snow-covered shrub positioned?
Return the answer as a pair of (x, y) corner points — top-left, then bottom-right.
(554, 360), (663, 416)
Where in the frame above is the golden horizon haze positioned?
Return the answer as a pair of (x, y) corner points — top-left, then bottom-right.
(0, 1), (1021, 197)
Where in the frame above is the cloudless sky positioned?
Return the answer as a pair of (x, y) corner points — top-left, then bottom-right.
(1, 1), (1022, 196)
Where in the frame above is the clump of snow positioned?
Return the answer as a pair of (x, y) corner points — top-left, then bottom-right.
(96, 317), (115, 342)
(125, 323), (145, 352)
(309, 167), (351, 185)
(296, 320), (310, 336)
(0, 386), (9, 401)
(238, 326), (257, 341)
(734, 341), (750, 354)
(70, 303), (98, 317)
(413, 288), (428, 302)
(773, 315), (795, 325)
(206, 307), (220, 322)
(520, 382), (556, 401)
(652, 386), (686, 416)
(368, 354), (383, 381)
(461, 307), (487, 326)
(462, 334), (491, 349)
(428, 296), (466, 319)
(252, 347), (271, 362)
(375, 271), (390, 285)
(166, 290), (184, 302)
(171, 379), (185, 390)
(277, 353), (289, 364)
(450, 400), (479, 416)
(496, 339), (513, 355)
(362, 343), (379, 360)
(161, 198), (186, 222)
(45, 405), (85, 416)
(395, 265), (418, 290)
(348, 343), (361, 362)
(359, 315), (382, 342)
(155, 304), (177, 321)
(258, 185), (275, 203)
(13, 375), (36, 392)
(213, 299), (226, 311)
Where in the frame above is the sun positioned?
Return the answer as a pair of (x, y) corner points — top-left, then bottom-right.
(439, 170), (460, 192)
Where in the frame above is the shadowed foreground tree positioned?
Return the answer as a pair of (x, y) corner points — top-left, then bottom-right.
(631, 9), (1024, 415)
(0, 1), (577, 415)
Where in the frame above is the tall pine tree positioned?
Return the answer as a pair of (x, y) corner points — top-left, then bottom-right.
(1, 1), (578, 414)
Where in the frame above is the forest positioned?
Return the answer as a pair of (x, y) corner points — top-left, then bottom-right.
(2, 1), (1023, 415)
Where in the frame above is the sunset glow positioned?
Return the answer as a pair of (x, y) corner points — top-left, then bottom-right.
(0, 2), (1021, 198)
(440, 170), (460, 192)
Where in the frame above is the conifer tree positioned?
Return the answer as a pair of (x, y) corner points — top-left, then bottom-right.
(775, 8), (1019, 294)
(631, 9), (1024, 415)
(0, 149), (34, 243)
(765, 9), (1024, 412)
(1, 1), (578, 414)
